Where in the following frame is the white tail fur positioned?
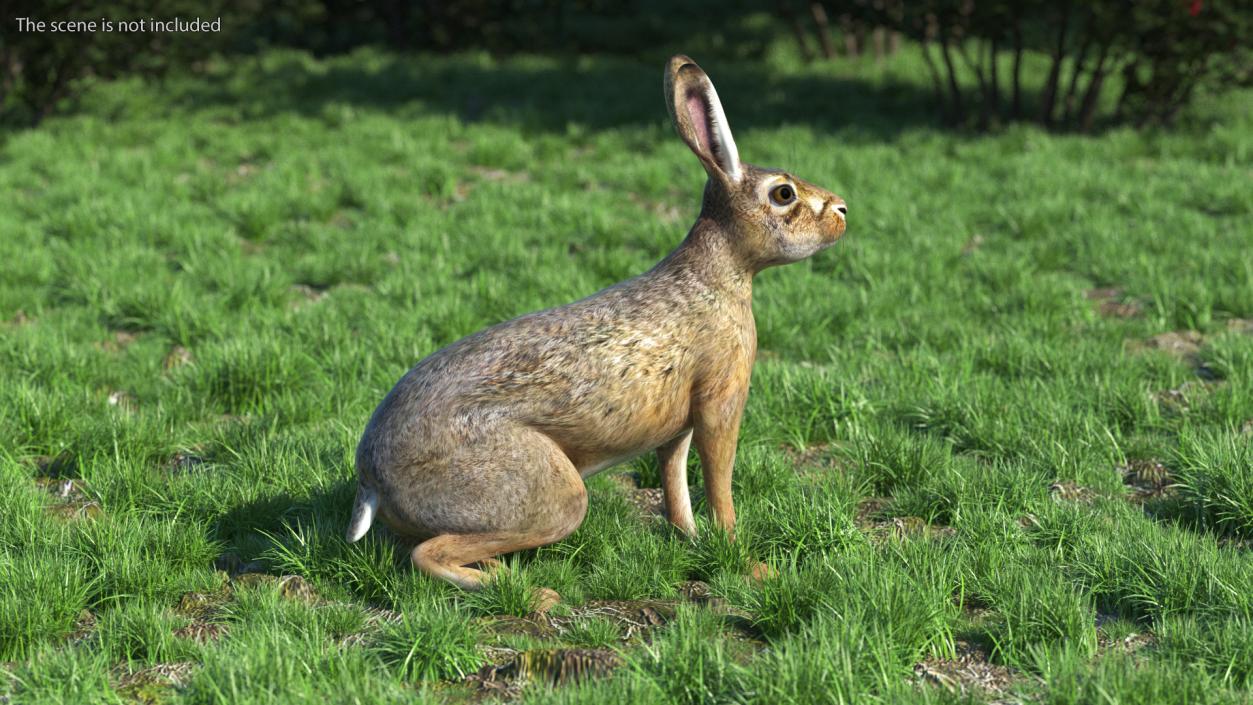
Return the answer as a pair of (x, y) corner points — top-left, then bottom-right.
(345, 484), (378, 542)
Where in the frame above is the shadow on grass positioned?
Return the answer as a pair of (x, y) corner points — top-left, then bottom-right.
(210, 480), (366, 561)
(170, 51), (944, 144)
(1141, 494), (1253, 550)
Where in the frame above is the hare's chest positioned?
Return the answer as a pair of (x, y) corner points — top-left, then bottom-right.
(702, 304), (756, 371)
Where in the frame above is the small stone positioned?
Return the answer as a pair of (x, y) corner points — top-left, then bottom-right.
(52, 479), (75, 499)
(107, 390), (137, 412)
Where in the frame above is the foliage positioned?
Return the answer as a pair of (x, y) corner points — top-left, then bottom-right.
(789, 0), (1252, 131)
(0, 0), (277, 125)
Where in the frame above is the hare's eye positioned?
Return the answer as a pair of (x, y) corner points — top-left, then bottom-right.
(770, 184), (796, 206)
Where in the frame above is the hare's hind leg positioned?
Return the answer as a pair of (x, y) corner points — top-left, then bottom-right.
(413, 532), (555, 590)
(412, 523), (582, 611)
(658, 430), (696, 537)
(410, 428), (587, 606)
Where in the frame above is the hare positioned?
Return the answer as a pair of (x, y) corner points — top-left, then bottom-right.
(347, 55), (846, 602)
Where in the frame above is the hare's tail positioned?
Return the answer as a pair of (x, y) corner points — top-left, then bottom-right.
(346, 484), (379, 543)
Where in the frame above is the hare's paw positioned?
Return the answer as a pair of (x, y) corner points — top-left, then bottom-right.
(749, 561), (774, 583)
(472, 557), (504, 574)
(529, 587), (561, 614)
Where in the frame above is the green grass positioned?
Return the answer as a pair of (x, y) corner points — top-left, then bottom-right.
(2, 36), (1252, 704)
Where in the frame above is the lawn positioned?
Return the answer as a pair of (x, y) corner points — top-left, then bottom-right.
(1, 40), (1252, 704)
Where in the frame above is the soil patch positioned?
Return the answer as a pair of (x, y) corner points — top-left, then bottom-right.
(1153, 380), (1212, 411)
(1049, 481), (1098, 504)
(866, 516), (957, 543)
(115, 661), (196, 702)
(482, 596), (685, 646)
(1085, 287), (1143, 318)
(166, 451), (209, 475)
(100, 330), (139, 352)
(289, 283), (328, 307)
(36, 477), (102, 521)
(855, 499), (954, 542)
(854, 497), (891, 527)
(1132, 330), (1203, 359)
(607, 473), (665, 520)
(1095, 612), (1155, 653)
(781, 442), (848, 477)
(468, 647), (622, 691)
(470, 166), (531, 184)
(232, 573), (319, 602)
(1225, 318), (1253, 335)
(1126, 330), (1220, 378)
(1119, 459), (1174, 502)
(913, 639), (1021, 699)
(173, 622), (229, 642)
(163, 345), (194, 370)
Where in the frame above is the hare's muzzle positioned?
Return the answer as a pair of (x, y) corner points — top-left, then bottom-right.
(824, 198), (847, 241)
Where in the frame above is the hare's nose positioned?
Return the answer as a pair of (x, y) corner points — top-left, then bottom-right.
(835, 204), (847, 216)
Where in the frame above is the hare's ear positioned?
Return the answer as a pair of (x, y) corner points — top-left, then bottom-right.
(664, 55), (742, 184)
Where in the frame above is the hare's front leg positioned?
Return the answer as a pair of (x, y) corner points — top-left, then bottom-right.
(657, 430), (696, 537)
(693, 392), (747, 536)
(695, 393), (772, 580)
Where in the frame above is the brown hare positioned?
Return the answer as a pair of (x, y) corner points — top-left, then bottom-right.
(347, 55), (846, 602)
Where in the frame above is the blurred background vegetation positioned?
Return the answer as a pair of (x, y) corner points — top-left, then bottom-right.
(2, 0), (1249, 130)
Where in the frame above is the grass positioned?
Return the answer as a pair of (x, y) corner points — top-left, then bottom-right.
(1, 31), (1252, 704)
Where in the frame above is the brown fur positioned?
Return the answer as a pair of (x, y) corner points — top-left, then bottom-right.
(349, 55), (847, 597)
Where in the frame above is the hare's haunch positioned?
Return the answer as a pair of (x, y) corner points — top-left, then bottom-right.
(348, 56), (847, 600)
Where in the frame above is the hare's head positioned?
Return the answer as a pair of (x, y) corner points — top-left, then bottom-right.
(664, 55), (846, 271)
